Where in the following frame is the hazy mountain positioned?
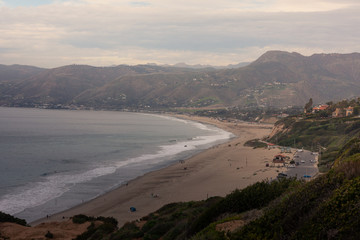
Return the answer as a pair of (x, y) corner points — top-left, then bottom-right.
(164, 62), (250, 69)
(1, 51), (360, 109)
(0, 64), (45, 82)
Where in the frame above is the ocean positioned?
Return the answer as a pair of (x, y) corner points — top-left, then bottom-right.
(0, 107), (232, 222)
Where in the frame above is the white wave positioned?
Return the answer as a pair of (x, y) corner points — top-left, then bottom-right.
(115, 125), (232, 168)
(0, 166), (117, 215)
(0, 115), (232, 216)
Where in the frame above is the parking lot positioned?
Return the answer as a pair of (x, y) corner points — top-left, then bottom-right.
(279, 149), (319, 180)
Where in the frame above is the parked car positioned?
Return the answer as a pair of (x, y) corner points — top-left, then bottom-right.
(277, 173), (288, 178)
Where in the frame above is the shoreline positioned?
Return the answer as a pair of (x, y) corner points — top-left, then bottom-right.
(31, 116), (281, 227)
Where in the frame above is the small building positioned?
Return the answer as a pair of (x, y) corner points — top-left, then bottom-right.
(346, 106), (354, 116)
(273, 154), (286, 163)
(332, 108), (344, 118)
(267, 143), (277, 149)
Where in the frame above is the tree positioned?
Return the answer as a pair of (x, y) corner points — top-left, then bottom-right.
(304, 98), (313, 113)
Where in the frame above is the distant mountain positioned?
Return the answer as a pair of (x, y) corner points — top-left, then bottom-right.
(0, 64), (45, 82)
(1, 51), (360, 109)
(165, 62), (250, 69)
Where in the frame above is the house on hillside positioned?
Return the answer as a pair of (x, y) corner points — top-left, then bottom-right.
(332, 107), (354, 118)
(346, 106), (354, 116)
(312, 104), (329, 113)
(332, 108), (344, 118)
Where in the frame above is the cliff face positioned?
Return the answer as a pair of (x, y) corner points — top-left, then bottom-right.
(268, 121), (293, 140)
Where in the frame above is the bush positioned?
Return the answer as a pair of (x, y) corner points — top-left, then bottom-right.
(110, 222), (143, 240)
(0, 211), (27, 226)
(244, 139), (267, 148)
(72, 214), (93, 224)
(188, 178), (298, 236)
(45, 231), (54, 239)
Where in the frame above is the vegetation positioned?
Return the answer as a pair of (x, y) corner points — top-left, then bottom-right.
(244, 139), (268, 148)
(73, 215), (118, 240)
(232, 155), (360, 239)
(0, 211), (27, 226)
(268, 98), (360, 171)
(189, 106), (302, 122)
(45, 230), (54, 239)
(65, 178), (298, 240)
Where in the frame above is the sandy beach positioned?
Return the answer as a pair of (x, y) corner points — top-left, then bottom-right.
(31, 116), (284, 227)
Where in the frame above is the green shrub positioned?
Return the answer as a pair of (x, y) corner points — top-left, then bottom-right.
(110, 222), (143, 240)
(72, 214), (93, 224)
(188, 178), (298, 236)
(0, 211), (27, 226)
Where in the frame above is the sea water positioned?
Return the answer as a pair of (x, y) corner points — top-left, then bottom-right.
(0, 107), (232, 222)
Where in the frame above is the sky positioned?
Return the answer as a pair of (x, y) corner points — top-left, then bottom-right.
(0, 0), (360, 68)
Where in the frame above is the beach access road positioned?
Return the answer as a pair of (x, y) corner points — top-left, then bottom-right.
(285, 150), (319, 180)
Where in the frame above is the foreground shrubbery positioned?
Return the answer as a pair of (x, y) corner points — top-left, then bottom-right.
(188, 178), (299, 237)
(67, 178), (299, 240)
(73, 215), (118, 240)
(232, 160), (360, 239)
(0, 211), (27, 226)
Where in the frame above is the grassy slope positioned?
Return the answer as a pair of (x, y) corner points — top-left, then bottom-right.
(268, 115), (360, 171)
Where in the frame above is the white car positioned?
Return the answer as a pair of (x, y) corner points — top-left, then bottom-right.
(301, 159), (305, 163)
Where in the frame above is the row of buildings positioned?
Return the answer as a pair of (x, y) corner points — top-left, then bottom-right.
(309, 104), (354, 118)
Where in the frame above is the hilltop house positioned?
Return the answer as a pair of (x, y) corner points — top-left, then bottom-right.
(332, 108), (344, 118)
(312, 104), (329, 113)
(346, 106), (354, 116)
(332, 107), (354, 118)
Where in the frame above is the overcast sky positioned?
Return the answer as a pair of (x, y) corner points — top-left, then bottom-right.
(1, 0), (360, 68)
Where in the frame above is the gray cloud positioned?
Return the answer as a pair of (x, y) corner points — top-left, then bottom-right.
(1, 0), (360, 67)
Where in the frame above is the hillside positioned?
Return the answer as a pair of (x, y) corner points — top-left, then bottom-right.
(1, 51), (360, 109)
(267, 98), (360, 172)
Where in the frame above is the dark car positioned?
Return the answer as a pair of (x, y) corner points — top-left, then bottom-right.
(277, 173), (288, 178)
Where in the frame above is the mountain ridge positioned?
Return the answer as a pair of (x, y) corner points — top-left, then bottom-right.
(1, 51), (360, 109)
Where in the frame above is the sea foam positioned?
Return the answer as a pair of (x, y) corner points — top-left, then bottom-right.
(0, 112), (232, 221)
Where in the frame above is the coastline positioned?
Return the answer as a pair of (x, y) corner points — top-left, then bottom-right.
(31, 115), (281, 227)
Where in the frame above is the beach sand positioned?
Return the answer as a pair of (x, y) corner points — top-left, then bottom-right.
(31, 116), (284, 227)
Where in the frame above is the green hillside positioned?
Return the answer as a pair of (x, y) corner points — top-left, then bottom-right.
(267, 99), (360, 172)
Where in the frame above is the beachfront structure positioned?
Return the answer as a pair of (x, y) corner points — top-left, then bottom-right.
(273, 154), (286, 163)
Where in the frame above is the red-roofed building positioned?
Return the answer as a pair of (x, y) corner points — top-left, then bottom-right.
(312, 104), (329, 113)
(273, 154), (286, 163)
